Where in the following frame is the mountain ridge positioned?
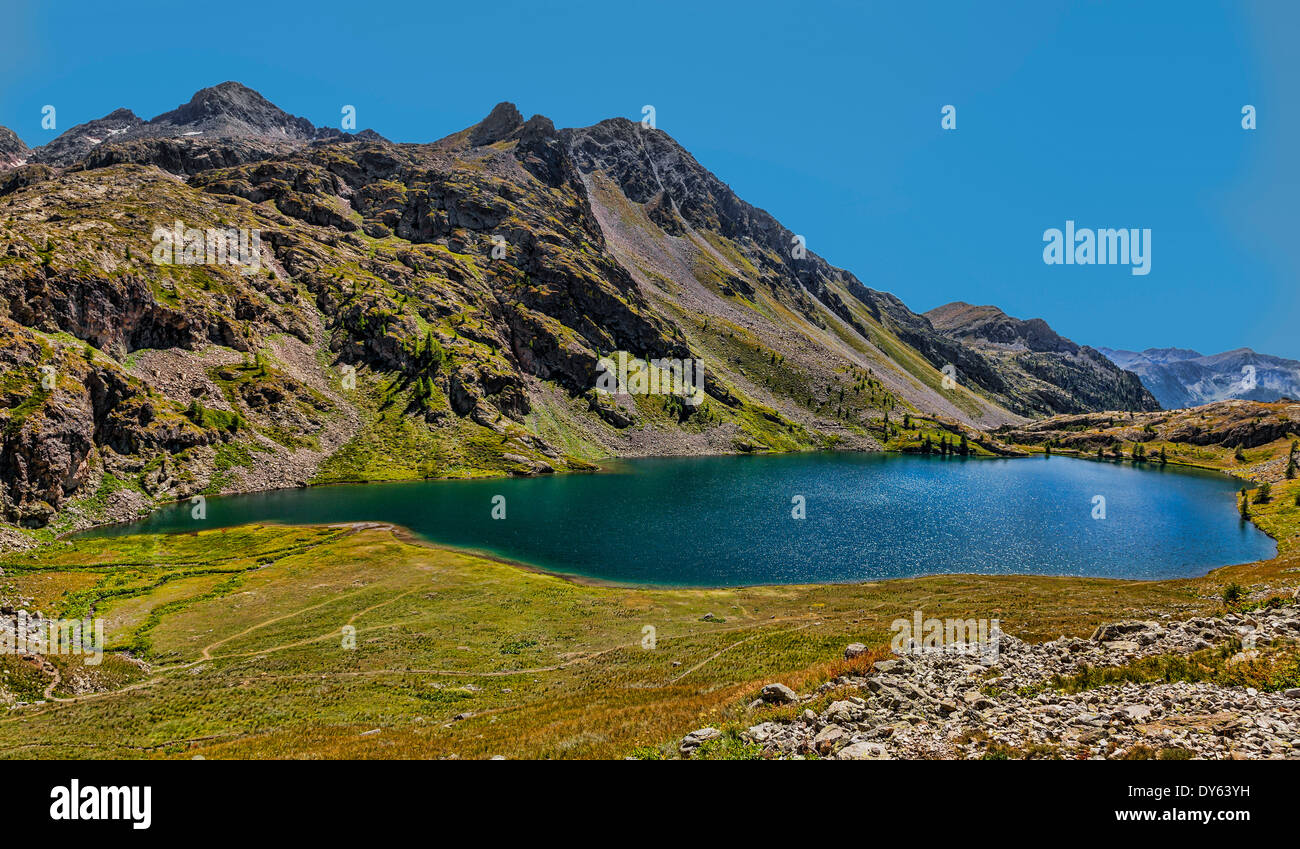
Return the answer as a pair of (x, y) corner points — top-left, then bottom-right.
(925, 301), (1159, 415)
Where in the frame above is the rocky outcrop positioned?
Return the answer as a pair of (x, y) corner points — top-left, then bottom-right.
(29, 108), (143, 167)
(998, 399), (1300, 469)
(0, 126), (28, 170)
(0, 318), (211, 525)
(470, 101), (524, 146)
(686, 605), (1300, 760)
(134, 81), (327, 141)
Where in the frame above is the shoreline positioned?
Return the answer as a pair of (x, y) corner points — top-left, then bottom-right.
(44, 447), (1284, 593)
(322, 519), (1276, 592)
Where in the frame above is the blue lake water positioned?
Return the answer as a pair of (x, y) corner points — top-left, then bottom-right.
(84, 452), (1276, 586)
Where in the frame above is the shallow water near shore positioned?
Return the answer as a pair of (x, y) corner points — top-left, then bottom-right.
(83, 452), (1276, 586)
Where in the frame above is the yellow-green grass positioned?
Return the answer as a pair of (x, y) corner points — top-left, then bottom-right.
(1027, 436), (1293, 474)
(2, 509), (1297, 759)
(1040, 639), (1300, 697)
(309, 367), (575, 483)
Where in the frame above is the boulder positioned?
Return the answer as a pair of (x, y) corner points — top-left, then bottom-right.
(812, 725), (848, 755)
(836, 741), (891, 760)
(760, 683), (797, 704)
(679, 727), (721, 755)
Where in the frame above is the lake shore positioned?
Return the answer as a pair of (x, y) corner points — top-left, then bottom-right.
(64, 451), (1275, 586)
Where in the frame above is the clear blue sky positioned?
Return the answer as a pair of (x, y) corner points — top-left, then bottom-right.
(2, 1), (1296, 358)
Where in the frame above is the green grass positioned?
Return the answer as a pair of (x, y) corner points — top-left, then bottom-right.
(1046, 637), (1300, 695)
(312, 367), (587, 484)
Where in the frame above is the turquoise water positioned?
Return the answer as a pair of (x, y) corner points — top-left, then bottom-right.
(84, 453), (1276, 586)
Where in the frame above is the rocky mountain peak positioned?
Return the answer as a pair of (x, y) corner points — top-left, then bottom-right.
(27, 108), (143, 166)
(0, 125), (29, 169)
(142, 81), (319, 140)
(926, 302), (1075, 355)
(99, 107), (141, 123)
(470, 101), (524, 146)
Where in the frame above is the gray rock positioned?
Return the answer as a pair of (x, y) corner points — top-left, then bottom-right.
(813, 724), (848, 755)
(836, 741), (891, 760)
(1119, 704), (1154, 723)
(761, 683), (798, 704)
(679, 727), (722, 754)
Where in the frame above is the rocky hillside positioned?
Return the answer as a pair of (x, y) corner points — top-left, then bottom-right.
(26, 108), (143, 168)
(994, 399), (1300, 484)
(682, 601), (1300, 760)
(0, 128), (27, 170)
(1101, 346), (1300, 409)
(0, 84), (1154, 535)
(926, 302), (1159, 416)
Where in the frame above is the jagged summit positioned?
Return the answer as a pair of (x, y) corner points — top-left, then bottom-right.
(28, 108), (143, 166)
(0, 126), (28, 169)
(24, 83), (328, 168)
(137, 81), (321, 140)
(470, 101), (525, 146)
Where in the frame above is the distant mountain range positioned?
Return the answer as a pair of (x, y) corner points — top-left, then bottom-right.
(1099, 347), (1300, 409)
(0, 82), (1163, 527)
